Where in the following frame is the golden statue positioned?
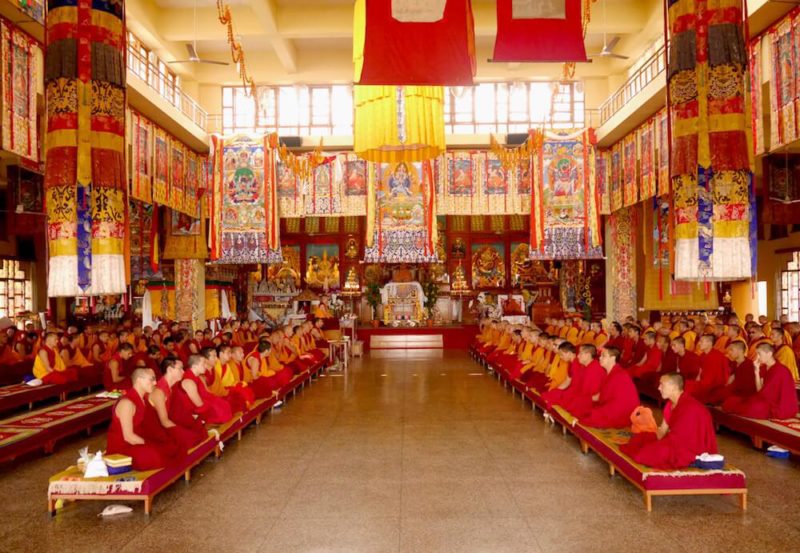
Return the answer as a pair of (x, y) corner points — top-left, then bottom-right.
(305, 250), (340, 289)
(511, 243), (553, 284)
(472, 245), (505, 288)
(268, 246), (301, 287)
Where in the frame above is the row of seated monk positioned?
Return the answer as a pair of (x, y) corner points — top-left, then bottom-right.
(1, 317), (330, 390)
(472, 316), (799, 470)
(107, 328), (330, 472)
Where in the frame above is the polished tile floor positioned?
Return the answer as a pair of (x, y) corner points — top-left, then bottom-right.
(1, 350), (799, 552)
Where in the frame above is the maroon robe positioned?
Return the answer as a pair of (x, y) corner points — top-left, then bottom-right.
(722, 362), (798, 420)
(581, 364), (639, 429)
(630, 346), (663, 379)
(677, 350), (701, 381)
(156, 376), (207, 451)
(103, 354), (131, 392)
(685, 348), (731, 404)
(555, 360), (605, 417)
(106, 388), (183, 470)
(541, 359), (582, 405)
(172, 370), (233, 425)
(621, 393), (718, 469)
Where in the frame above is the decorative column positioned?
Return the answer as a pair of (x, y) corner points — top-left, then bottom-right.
(45, 0), (127, 296)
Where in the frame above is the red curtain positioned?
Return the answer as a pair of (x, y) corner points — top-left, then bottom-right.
(493, 0), (587, 62)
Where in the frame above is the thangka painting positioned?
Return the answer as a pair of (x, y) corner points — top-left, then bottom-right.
(304, 158), (342, 216)
(656, 109), (670, 196)
(510, 242), (554, 286)
(185, 152), (198, 217)
(610, 143), (623, 212)
(305, 243), (340, 289)
(1, 21), (39, 162)
(622, 133), (638, 207)
(130, 111), (152, 203)
(529, 131), (603, 260)
(364, 161), (438, 263)
(8, 165), (41, 234)
(210, 134), (282, 264)
(268, 245), (301, 288)
(276, 161), (301, 217)
(483, 154), (510, 214)
(343, 159), (367, 196)
(639, 120), (656, 201)
(471, 243), (505, 288)
(516, 157), (532, 195)
(170, 142), (186, 213)
(153, 128), (169, 204)
(596, 150), (611, 215)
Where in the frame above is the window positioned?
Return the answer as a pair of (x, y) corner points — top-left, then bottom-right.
(221, 81), (585, 136)
(0, 260), (33, 318)
(780, 252), (800, 322)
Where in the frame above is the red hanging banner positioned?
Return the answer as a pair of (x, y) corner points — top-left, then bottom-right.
(492, 0), (587, 62)
(355, 0), (476, 85)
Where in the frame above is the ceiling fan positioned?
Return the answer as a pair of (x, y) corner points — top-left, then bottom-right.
(168, 0), (229, 66)
(588, 0), (629, 60)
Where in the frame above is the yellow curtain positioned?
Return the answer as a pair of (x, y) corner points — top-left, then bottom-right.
(354, 85), (445, 163)
(205, 288), (221, 320)
(149, 288), (176, 321)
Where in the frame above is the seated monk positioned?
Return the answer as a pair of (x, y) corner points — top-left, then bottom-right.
(60, 334), (94, 369)
(722, 342), (799, 420)
(629, 331), (662, 379)
(103, 343), (135, 391)
(550, 344), (605, 416)
(521, 336), (558, 391)
(488, 328), (523, 372)
(671, 337), (701, 381)
(542, 342), (580, 405)
(313, 297), (335, 319)
(130, 346), (164, 378)
(746, 327), (771, 362)
(770, 328), (799, 381)
(300, 322), (326, 365)
(605, 322), (625, 351)
(621, 373), (718, 469)
(32, 332), (79, 385)
(245, 340), (293, 398)
(292, 324), (322, 367)
(579, 346), (639, 428)
(207, 345), (255, 412)
(591, 322), (608, 349)
(172, 354), (233, 425)
(712, 341), (758, 406)
(685, 334), (731, 404)
(149, 358), (208, 452)
(506, 330), (535, 381)
(564, 322), (580, 346)
(106, 368), (183, 470)
(277, 326), (311, 374)
(502, 296), (525, 316)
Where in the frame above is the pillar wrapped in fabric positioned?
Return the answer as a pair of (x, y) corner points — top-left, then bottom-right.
(492, 0), (587, 63)
(668, 0), (754, 281)
(353, 0), (475, 85)
(354, 85), (445, 164)
(44, 0), (127, 296)
(175, 259), (205, 330)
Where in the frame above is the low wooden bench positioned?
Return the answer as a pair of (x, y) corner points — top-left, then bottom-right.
(710, 407), (800, 455)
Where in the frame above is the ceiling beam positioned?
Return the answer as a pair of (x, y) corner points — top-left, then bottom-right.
(247, 0), (297, 74)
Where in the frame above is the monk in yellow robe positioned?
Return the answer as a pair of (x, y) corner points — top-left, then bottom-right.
(33, 333), (79, 384)
(208, 345), (255, 412)
(314, 297), (335, 319)
(771, 329), (799, 381)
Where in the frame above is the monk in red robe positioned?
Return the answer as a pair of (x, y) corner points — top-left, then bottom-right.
(541, 342), (580, 405)
(621, 325), (648, 368)
(629, 331), (662, 379)
(604, 322), (625, 352)
(103, 343), (135, 391)
(149, 358), (208, 452)
(545, 344), (604, 414)
(621, 372), (718, 469)
(671, 337), (701, 380)
(722, 343), (798, 420)
(106, 368), (183, 470)
(172, 354), (233, 425)
(685, 334), (731, 404)
(580, 346), (639, 429)
(712, 341), (758, 405)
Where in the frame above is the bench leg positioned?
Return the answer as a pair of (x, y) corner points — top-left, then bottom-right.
(580, 440), (588, 454)
(740, 493), (748, 510)
(237, 429), (243, 441)
(215, 445), (222, 458)
(184, 469), (192, 482)
(644, 492), (652, 512)
(608, 464), (616, 477)
(752, 436), (764, 450)
(47, 499), (56, 517)
(144, 497), (152, 516)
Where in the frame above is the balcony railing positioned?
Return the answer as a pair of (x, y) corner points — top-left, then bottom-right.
(599, 43), (667, 126)
(126, 46), (208, 131)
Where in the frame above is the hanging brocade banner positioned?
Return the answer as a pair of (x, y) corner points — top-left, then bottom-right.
(622, 133), (638, 207)
(639, 118), (656, 201)
(209, 133), (282, 264)
(185, 151), (199, 217)
(364, 160), (438, 263)
(492, 0), (588, 63)
(769, 8), (800, 150)
(1, 19), (39, 163)
(354, 85), (445, 163)
(750, 37), (765, 156)
(610, 143), (623, 212)
(528, 129), (603, 260)
(596, 149), (610, 215)
(45, 0), (127, 297)
(353, 0), (476, 86)
(169, 140), (186, 214)
(762, 154), (800, 224)
(656, 109), (670, 196)
(668, 0), (753, 281)
(130, 110), (152, 203)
